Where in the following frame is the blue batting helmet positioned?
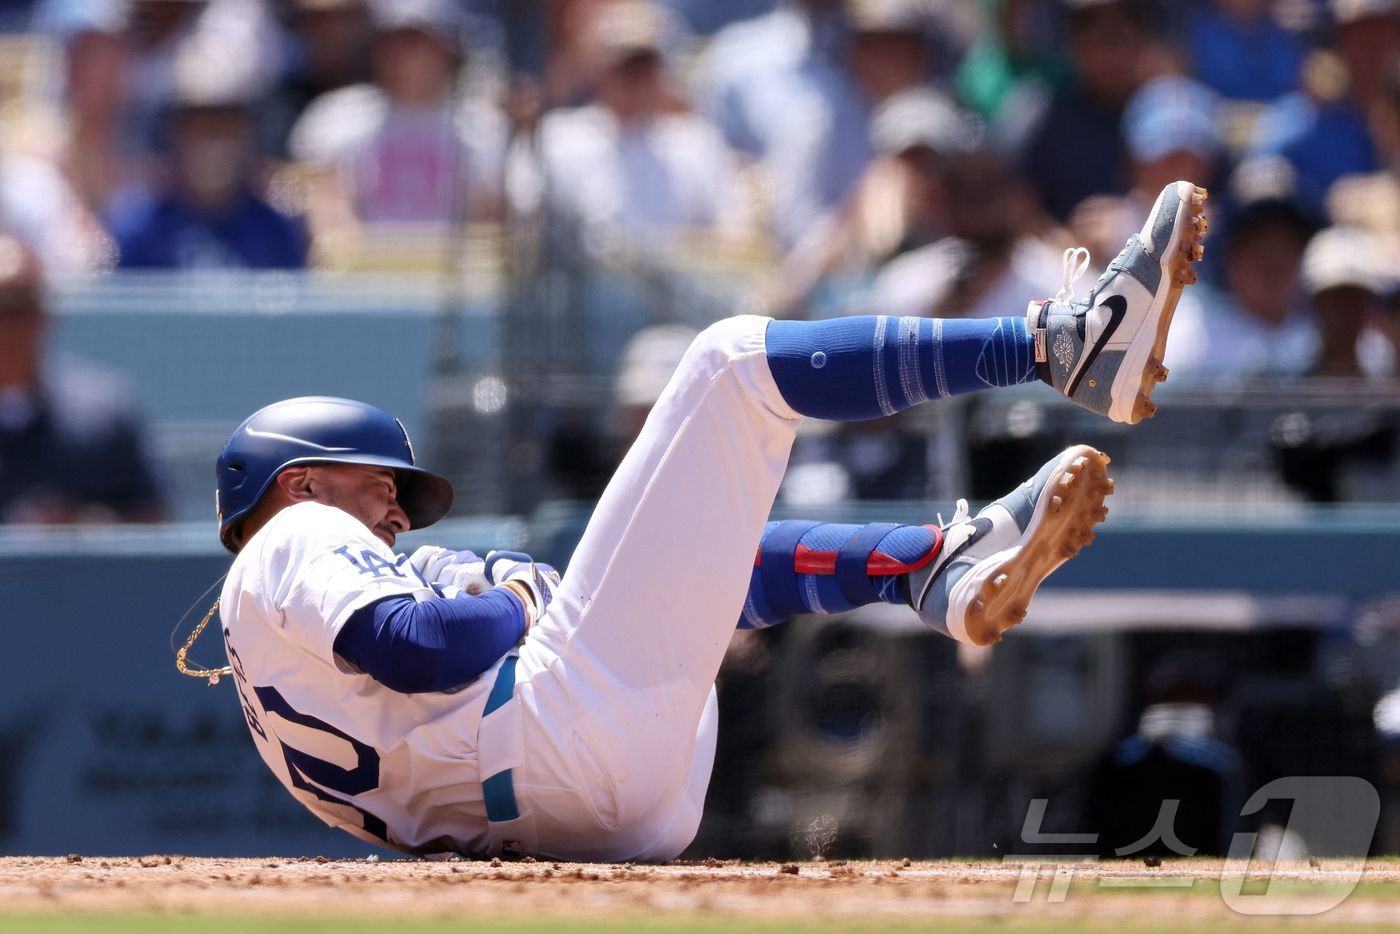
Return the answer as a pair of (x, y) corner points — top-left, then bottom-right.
(216, 396), (454, 552)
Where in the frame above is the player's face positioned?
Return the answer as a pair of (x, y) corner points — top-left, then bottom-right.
(306, 464), (410, 548)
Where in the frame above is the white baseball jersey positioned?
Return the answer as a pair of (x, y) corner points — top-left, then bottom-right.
(219, 500), (508, 854)
(222, 316), (801, 861)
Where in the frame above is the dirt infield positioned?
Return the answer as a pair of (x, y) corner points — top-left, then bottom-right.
(3, 856), (1400, 928)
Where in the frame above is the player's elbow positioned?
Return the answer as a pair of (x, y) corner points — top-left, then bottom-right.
(692, 315), (770, 359)
(337, 597), (474, 694)
(367, 644), (463, 694)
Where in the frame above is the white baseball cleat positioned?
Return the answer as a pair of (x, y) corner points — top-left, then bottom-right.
(1029, 181), (1209, 424)
(905, 444), (1113, 646)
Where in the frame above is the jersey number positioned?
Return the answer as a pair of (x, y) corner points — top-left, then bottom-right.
(251, 684), (389, 843)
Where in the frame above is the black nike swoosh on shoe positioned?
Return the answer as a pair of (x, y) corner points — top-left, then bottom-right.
(1065, 294), (1128, 397)
(914, 517), (994, 610)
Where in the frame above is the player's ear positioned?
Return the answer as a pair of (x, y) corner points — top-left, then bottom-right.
(277, 466), (317, 502)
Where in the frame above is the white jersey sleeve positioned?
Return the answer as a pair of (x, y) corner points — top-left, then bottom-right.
(246, 501), (433, 665)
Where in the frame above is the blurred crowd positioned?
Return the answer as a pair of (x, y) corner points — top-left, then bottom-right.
(3, 0), (1400, 520)
(0, 0), (1396, 361)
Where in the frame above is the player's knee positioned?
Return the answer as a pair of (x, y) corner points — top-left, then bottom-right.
(682, 315), (771, 374)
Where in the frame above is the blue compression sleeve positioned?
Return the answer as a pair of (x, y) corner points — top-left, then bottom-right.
(333, 589), (526, 694)
(765, 315), (1036, 420)
(740, 521), (942, 629)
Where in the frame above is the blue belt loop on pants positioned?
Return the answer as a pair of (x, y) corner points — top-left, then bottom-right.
(482, 655), (520, 823)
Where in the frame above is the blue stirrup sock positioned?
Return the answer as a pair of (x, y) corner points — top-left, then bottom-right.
(765, 315), (1037, 420)
(740, 521), (943, 629)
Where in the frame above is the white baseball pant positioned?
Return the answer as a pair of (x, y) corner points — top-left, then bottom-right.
(478, 315), (800, 860)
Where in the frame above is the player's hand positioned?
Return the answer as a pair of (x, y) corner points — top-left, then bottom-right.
(484, 550), (561, 625)
(408, 545), (480, 581)
(408, 546), (489, 594)
(437, 560), (491, 595)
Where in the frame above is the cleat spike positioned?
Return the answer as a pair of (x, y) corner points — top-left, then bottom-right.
(1050, 494), (1064, 513)
(1132, 394), (1158, 422)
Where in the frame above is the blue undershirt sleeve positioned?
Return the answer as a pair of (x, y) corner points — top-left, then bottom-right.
(333, 589), (527, 694)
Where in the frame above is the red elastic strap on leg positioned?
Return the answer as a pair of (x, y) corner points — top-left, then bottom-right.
(866, 524), (943, 575)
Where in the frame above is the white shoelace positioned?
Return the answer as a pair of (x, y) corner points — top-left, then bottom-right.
(1053, 246), (1092, 305)
(937, 499), (971, 528)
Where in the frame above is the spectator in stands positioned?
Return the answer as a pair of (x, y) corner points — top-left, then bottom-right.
(26, 0), (145, 225)
(1300, 225), (1392, 377)
(0, 2), (124, 275)
(537, 0), (750, 244)
(535, 0), (613, 110)
(1250, 0), (1400, 213)
(117, 0), (287, 155)
(1090, 654), (1245, 858)
(1187, 0), (1306, 103)
(694, 0), (939, 248)
(755, 87), (963, 317)
(111, 35), (307, 269)
(267, 0), (375, 155)
(1327, 58), (1400, 239)
(0, 150), (106, 276)
(1067, 74), (1223, 268)
(0, 234), (163, 523)
(847, 0), (940, 105)
(693, 0), (855, 160)
(1166, 158), (1320, 377)
(955, 0), (1069, 127)
(1016, 0), (1157, 223)
(659, 0), (775, 35)
(867, 110), (1064, 319)
(288, 0), (506, 239)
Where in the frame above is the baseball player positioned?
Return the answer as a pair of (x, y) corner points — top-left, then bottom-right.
(202, 182), (1207, 860)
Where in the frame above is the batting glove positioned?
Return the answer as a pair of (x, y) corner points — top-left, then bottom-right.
(485, 550), (561, 625)
(407, 546), (489, 595)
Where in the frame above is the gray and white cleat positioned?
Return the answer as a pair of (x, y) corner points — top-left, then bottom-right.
(905, 444), (1113, 646)
(1029, 181), (1209, 424)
